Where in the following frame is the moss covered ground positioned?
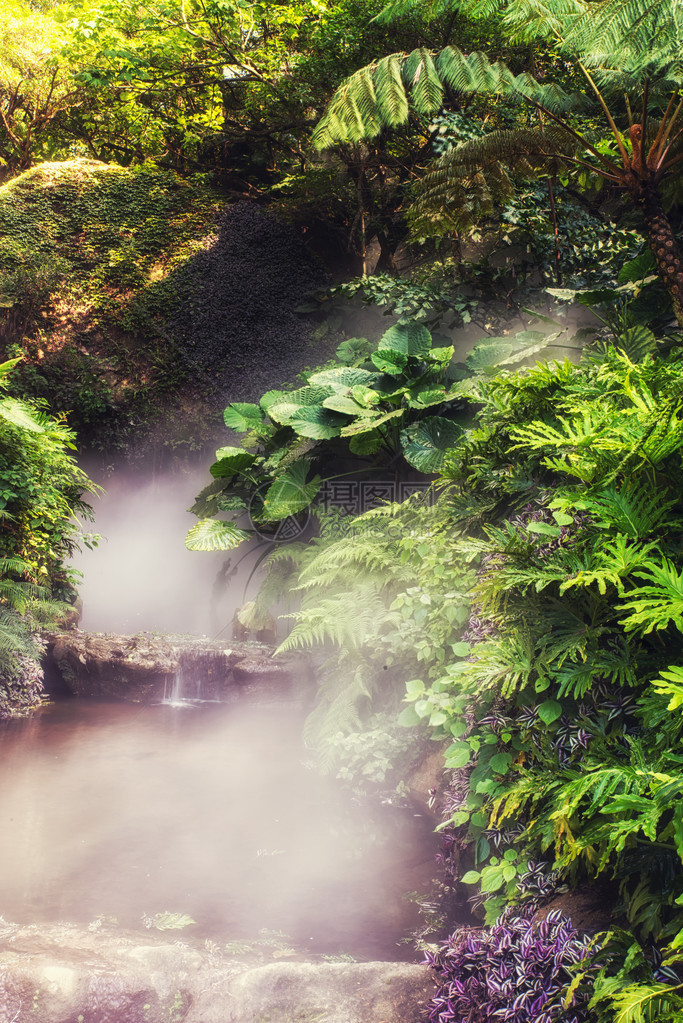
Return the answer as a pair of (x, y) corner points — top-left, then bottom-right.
(0, 159), (230, 453)
(0, 160), (328, 458)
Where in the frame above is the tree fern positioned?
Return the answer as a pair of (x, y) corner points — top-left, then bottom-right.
(313, 45), (578, 148)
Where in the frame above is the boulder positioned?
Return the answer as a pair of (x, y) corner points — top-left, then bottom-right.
(43, 630), (297, 704)
(0, 921), (434, 1023)
(46, 631), (179, 702)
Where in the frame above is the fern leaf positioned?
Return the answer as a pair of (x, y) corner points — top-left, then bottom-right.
(405, 47), (444, 115)
(374, 54), (410, 127)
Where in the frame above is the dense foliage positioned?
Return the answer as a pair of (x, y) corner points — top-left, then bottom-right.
(0, 357), (96, 715)
(3, 0), (683, 1021)
(253, 335), (683, 1021)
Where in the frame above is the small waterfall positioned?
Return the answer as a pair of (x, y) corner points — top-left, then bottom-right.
(162, 648), (230, 705)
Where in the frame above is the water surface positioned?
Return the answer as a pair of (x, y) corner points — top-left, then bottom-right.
(0, 699), (437, 958)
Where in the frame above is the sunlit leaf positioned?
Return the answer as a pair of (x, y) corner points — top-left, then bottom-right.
(185, 519), (250, 551)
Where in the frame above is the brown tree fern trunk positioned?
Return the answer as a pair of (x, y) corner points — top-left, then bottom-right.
(637, 183), (683, 327)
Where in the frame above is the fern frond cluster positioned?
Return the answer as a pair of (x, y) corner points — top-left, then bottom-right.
(313, 45), (580, 148)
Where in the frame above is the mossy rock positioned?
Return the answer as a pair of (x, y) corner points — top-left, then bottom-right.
(0, 160), (225, 451)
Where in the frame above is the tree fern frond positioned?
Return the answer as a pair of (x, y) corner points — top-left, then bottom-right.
(445, 126), (579, 167)
(502, 0), (586, 43)
(374, 54), (410, 127)
(566, 0), (683, 82)
(405, 47), (445, 115)
(373, 0), (454, 23)
(314, 46), (582, 148)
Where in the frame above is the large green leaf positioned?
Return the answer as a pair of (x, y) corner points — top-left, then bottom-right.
(371, 349), (408, 374)
(405, 386), (449, 409)
(185, 519), (250, 551)
(210, 446), (257, 477)
(379, 321), (432, 357)
(223, 403), (264, 432)
(309, 367), (379, 389)
(401, 416), (464, 472)
(288, 406), (346, 439)
(351, 385), (380, 407)
(261, 385), (334, 417)
(265, 401), (302, 425)
(322, 394), (368, 416)
(465, 340), (515, 373)
(425, 345), (454, 368)
(340, 407), (405, 437)
(349, 432), (382, 455)
(262, 462), (321, 520)
(335, 338), (373, 365)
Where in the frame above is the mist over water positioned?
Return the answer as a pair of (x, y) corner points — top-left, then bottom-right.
(72, 463), (260, 637)
(0, 700), (437, 957)
(44, 460), (441, 958)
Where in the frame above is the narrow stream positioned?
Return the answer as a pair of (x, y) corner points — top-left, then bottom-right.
(0, 697), (438, 959)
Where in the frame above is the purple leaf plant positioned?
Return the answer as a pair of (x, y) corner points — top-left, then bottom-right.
(423, 904), (596, 1023)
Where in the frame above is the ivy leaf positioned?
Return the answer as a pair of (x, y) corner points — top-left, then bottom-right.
(401, 417), (464, 472)
(185, 519), (250, 551)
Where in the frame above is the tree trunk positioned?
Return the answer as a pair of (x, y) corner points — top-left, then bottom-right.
(636, 183), (683, 327)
